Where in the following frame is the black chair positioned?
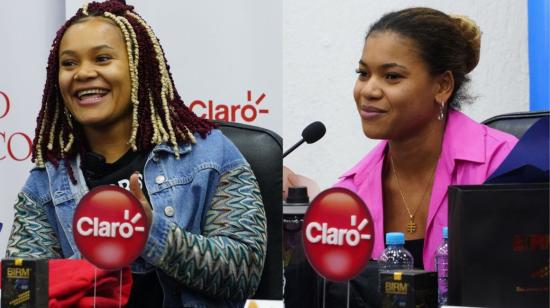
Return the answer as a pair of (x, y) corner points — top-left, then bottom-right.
(482, 110), (550, 138)
(214, 121), (283, 300)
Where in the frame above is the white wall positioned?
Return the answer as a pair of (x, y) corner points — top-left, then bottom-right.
(283, 0), (529, 189)
(0, 1), (66, 253)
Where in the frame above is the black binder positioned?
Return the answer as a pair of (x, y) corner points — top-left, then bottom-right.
(448, 183), (549, 307)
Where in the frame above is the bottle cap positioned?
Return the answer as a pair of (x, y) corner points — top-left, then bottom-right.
(286, 187), (309, 204)
(443, 227), (448, 239)
(386, 232), (405, 245)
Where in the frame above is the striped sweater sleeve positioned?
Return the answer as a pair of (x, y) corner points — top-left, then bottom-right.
(5, 192), (62, 259)
(142, 164), (267, 300)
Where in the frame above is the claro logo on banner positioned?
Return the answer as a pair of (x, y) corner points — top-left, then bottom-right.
(0, 90), (33, 162)
(189, 90), (269, 122)
(0, 89), (271, 161)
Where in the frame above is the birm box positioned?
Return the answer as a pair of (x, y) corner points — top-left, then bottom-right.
(1, 259), (48, 308)
(380, 269), (437, 308)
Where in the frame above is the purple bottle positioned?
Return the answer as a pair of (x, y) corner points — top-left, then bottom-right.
(436, 227), (448, 306)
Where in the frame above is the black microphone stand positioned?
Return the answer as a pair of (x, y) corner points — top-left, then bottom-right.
(283, 139), (305, 158)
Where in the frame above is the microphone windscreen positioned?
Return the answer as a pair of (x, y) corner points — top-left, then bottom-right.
(302, 121), (326, 144)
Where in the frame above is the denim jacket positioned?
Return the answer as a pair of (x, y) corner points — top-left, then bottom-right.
(6, 129), (267, 307)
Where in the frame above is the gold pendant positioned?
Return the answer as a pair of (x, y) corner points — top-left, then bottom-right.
(406, 219), (417, 234)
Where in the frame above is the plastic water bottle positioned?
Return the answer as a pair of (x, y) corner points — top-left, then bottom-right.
(378, 232), (414, 292)
(436, 227), (449, 306)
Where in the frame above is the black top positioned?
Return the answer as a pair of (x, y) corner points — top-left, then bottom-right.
(404, 238), (425, 269)
(82, 150), (149, 197)
(82, 150), (164, 307)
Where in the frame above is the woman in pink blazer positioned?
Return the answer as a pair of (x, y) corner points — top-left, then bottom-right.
(324, 7), (518, 307)
(334, 7), (517, 271)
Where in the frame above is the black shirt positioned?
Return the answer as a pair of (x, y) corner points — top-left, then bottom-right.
(82, 150), (164, 307)
(404, 238), (425, 269)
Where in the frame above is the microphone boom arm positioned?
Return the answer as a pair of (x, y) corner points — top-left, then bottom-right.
(283, 139), (305, 158)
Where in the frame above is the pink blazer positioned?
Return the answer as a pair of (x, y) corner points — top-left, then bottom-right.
(334, 110), (518, 270)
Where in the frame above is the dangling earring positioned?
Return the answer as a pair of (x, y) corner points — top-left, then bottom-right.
(64, 106), (73, 121)
(437, 101), (446, 121)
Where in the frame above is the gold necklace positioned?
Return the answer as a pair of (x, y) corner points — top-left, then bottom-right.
(389, 155), (436, 234)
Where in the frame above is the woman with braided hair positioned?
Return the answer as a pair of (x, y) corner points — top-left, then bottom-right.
(5, 1), (266, 307)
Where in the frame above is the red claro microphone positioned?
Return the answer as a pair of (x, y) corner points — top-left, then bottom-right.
(302, 187), (374, 281)
(72, 185), (149, 270)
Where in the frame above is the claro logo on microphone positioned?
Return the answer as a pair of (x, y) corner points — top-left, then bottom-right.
(305, 215), (371, 247)
(76, 209), (145, 239)
(73, 186), (149, 270)
(302, 188), (375, 282)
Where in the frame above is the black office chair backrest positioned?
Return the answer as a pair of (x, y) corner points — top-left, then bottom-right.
(214, 121), (283, 300)
(482, 111), (550, 138)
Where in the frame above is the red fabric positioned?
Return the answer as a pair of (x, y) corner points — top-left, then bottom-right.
(48, 260), (132, 308)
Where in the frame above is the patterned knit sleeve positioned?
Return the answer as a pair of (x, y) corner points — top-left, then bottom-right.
(142, 165), (267, 300)
(5, 193), (63, 259)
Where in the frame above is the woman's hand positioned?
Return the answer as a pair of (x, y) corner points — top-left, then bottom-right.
(283, 165), (321, 201)
(129, 172), (153, 228)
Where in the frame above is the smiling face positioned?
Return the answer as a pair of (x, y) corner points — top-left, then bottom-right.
(58, 17), (132, 131)
(353, 31), (441, 141)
